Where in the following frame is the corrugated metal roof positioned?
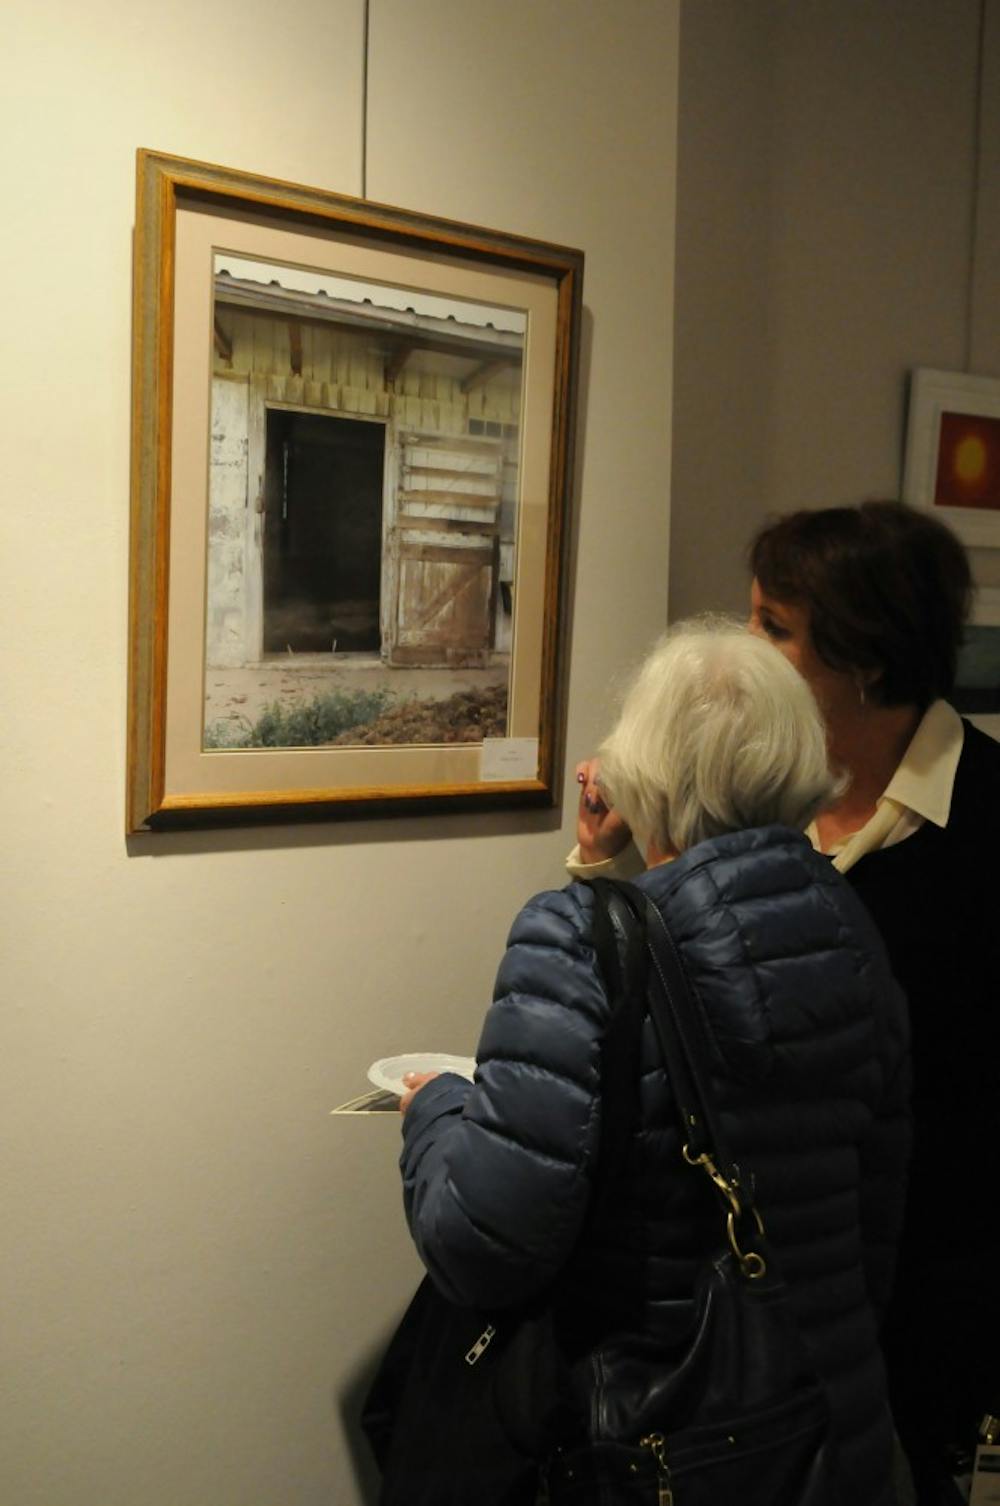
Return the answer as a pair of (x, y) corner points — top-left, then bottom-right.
(214, 255), (526, 338)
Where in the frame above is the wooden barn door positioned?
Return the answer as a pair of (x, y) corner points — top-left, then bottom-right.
(385, 433), (504, 667)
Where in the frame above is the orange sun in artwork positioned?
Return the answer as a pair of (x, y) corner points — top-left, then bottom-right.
(934, 411), (1000, 510)
(953, 435), (987, 486)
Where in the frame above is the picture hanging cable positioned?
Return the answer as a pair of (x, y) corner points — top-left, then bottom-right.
(965, 0), (986, 372)
(361, 0), (370, 201)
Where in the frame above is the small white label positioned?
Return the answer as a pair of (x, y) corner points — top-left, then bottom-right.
(480, 737), (539, 782)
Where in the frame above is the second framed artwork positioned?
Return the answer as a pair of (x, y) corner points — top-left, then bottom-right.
(128, 151), (583, 832)
(902, 367), (1000, 547)
(952, 586), (1000, 740)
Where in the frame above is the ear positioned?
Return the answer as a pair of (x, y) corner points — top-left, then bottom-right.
(853, 666), (883, 709)
(852, 666), (883, 695)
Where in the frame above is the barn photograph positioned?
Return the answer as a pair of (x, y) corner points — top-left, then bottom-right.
(203, 254), (525, 750)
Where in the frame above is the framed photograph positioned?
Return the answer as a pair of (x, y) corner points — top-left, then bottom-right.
(128, 151), (583, 832)
(902, 367), (1000, 547)
(952, 586), (1000, 740)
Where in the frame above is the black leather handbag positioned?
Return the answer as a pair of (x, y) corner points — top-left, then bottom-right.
(542, 878), (837, 1506)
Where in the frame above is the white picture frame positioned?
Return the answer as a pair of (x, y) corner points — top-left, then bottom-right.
(955, 585), (1000, 741)
(902, 367), (1000, 548)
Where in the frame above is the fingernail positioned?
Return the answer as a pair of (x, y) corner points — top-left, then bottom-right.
(576, 771), (586, 784)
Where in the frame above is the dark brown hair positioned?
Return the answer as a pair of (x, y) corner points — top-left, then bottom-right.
(749, 501), (972, 708)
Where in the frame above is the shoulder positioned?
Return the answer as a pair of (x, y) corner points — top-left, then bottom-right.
(636, 825), (843, 918)
(491, 881), (609, 1030)
(474, 883), (612, 1143)
(954, 719), (1000, 794)
(925, 718), (1000, 850)
(496, 884), (599, 990)
(504, 881), (596, 950)
(637, 827), (895, 1080)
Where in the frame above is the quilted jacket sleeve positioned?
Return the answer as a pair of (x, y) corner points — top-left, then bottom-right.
(399, 884), (611, 1310)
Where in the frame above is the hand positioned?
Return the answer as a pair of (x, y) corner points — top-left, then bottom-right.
(576, 758), (631, 864)
(399, 1071), (439, 1114)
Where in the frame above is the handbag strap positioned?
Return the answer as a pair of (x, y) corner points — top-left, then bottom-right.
(590, 877), (768, 1280)
(584, 879), (647, 1221)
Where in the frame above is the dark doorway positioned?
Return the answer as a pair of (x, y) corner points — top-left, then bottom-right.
(262, 410), (385, 654)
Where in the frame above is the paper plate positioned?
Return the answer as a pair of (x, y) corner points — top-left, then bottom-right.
(366, 1053), (476, 1095)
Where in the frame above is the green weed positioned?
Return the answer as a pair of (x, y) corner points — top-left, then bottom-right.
(205, 688), (391, 749)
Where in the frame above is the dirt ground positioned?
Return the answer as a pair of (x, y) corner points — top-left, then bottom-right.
(329, 683), (508, 744)
(204, 654), (509, 737)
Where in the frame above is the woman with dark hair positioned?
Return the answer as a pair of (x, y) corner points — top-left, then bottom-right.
(746, 503), (1000, 1504)
(574, 502), (1000, 1505)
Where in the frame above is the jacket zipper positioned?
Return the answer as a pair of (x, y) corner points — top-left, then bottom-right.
(464, 1323), (496, 1365)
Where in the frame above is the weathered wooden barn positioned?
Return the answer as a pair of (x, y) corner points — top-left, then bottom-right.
(205, 262), (523, 674)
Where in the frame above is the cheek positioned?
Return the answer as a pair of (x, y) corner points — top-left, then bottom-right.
(771, 638), (802, 672)
(780, 643), (839, 710)
(794, 656), (853, 722)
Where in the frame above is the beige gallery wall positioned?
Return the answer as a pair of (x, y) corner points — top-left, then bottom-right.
(0, 3), (678, 1504)
(670, 0), (1000, 620)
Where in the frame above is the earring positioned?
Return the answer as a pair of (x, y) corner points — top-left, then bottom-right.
(856, 680), (866, 709)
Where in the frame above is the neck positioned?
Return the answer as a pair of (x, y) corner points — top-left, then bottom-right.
(646, 838), (679, 867)
(821, 700), (923, 837)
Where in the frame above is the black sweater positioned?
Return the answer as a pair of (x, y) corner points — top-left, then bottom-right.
(845, 719), (1000, 1260)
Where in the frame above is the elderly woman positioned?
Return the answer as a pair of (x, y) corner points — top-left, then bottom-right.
(401, 620), (909, 1506)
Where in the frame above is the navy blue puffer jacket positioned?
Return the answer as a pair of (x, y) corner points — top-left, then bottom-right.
(401, 826), (910, 1505)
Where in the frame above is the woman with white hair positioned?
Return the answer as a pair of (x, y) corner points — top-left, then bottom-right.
(398, 620), (909, 1506)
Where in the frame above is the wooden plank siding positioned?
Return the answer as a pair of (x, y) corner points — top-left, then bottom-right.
(213, 306), (520, 431)
(386, 434), (503, 667)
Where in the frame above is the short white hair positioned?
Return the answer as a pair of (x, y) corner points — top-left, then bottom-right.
(598, 617), (836, 855)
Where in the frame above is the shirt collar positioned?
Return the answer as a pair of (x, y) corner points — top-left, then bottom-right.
(882, 698), (964, 828)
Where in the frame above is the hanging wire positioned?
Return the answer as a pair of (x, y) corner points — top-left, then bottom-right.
(965, 0), (986, 371)
(361, 0), (371, 201)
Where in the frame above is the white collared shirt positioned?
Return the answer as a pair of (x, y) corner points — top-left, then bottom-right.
(811, 699), (964, 874)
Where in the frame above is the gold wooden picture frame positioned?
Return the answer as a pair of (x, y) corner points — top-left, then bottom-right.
(127, 150), (583, 832)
